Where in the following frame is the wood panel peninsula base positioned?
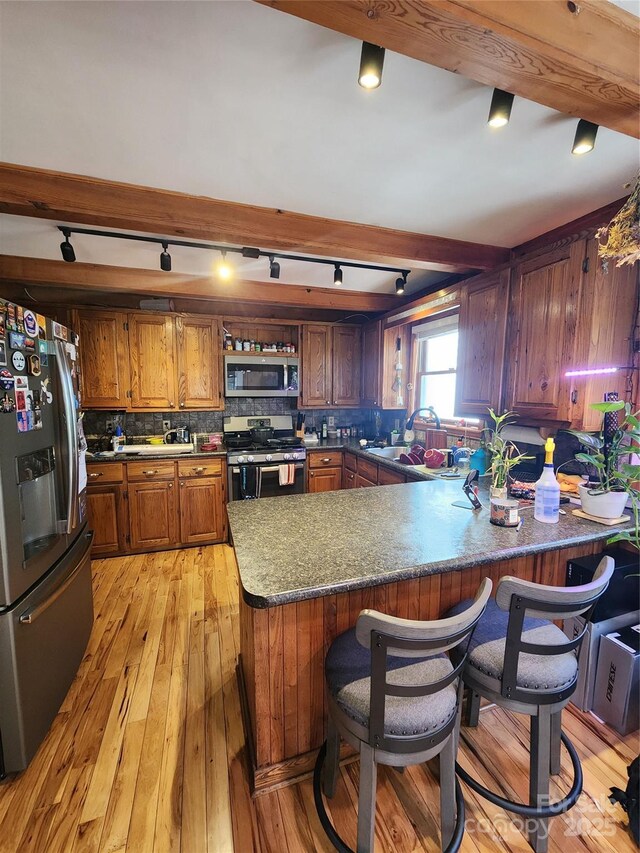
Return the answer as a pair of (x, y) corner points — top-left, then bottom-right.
(228, 479), (631, 794)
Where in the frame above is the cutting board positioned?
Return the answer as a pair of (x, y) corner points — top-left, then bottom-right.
(424, 428), (448, 449)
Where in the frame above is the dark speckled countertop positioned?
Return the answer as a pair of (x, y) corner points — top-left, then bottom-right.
(228, 478), (632, 608)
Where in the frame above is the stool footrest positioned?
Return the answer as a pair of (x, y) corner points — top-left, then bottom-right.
(455, 732), (583, 818)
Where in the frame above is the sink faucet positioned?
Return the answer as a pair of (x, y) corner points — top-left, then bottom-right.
(404, 407), (441, 441)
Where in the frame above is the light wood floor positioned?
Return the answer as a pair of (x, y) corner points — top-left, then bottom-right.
(0, 545), (637, 853)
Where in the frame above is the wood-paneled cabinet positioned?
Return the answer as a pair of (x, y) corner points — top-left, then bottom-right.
(361, 321), (410, 410)
(179, 477), (225, 544)
(454, 268), (509, 417)
(128, 479), (179, 551)
(128, 314), (177, 410)
(75, 310), (130, 409)
(86, 485), (128, 556)
(361, 321), (382, 406)
(308, 467), (343, 492)
(301, 324), (361, 408)
(176, 316), (223, 410)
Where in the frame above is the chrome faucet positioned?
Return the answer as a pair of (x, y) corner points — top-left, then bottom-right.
(404, 407), (441, 441)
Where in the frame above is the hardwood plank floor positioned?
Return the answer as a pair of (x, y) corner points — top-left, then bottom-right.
(0, 545), (637, 853)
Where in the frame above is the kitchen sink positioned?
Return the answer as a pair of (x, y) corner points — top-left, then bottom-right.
(365, 446), (407, 460)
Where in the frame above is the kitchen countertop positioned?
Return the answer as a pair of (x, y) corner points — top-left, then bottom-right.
(228, 478), (632, 609)
(87, 448), (227, 462)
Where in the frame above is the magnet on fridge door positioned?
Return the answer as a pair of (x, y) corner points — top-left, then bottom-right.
(16, 411), (29, 432)
(0, 307), (5, 337)
(15, 390), (26, 411)
(6, 303), (17, 331)
(16, 306), (24, 333)
(0, 369), (14, 390)
(36, 314), (47, 339)
(23, 310), (38, 338)
(24, 338), (36, 352)
(28, 354), (41, 376)
(11, 350), (26, 372)
(0, 341), (6, 367)
(40, 378), (53, 405)
(14, 376), (28, 390)
(1, 392), (15, 413)
(9, 332), (25, 350)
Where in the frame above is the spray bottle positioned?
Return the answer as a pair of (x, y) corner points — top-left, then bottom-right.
(534, 437), (560, 524)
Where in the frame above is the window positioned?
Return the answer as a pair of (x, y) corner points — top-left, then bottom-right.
(413, 318), (459, 420)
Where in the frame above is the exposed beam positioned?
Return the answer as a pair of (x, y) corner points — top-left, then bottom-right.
(258, 0), (640, 138)
(0, 255), (402, 313)
(0, 163), (508, 272)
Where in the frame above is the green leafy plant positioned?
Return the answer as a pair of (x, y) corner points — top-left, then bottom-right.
(568, 401), (640, 550)
(482, 409), (533, 491)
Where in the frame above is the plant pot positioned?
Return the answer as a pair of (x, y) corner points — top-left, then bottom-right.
(490, 485), (508, 500)
(578, 484), (628, 519)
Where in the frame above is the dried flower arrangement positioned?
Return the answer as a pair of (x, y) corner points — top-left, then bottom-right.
(596, 176), (640, 267)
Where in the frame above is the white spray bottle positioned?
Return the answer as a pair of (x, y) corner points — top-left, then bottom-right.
(534, 437), (560, 524)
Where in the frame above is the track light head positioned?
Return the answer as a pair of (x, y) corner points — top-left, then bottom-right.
(269, 256), (280, 279)
(572, 119), (598, 155)
(160, 242), (171, 272)
(358, 42), (385, 89)
(395, 273), (407, 295)
(60, 229), (76, 263)
(487, 89), (514, 128)
(241, 247), (261, 259)
(334, 265), (343, 286)
(216, 250), (233, 281)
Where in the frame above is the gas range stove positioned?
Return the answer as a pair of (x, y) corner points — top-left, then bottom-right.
(224, 415), (306, 466)
(227, 447), (306, 465)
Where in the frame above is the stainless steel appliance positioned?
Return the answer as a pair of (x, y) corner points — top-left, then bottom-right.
(224, 355), (299, 397)
(0, 300), (92, 775)
(225, 416), (306, 500)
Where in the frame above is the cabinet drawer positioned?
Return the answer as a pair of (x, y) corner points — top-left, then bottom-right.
(177, 458), (223, 478)
(127, 460), (176, 481)
(308, 451), (343, 469)
(356, 474), (376, 488)
(344, 452), (357, 473)
(377, 466), (406, 486)
(357, 457), (378, 483)
(86, 463), (125, 485)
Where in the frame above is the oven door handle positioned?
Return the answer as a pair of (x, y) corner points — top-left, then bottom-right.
(231, 463), (304, 474)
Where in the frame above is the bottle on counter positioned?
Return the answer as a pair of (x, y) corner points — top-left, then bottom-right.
(321, 417), (328, 440)
(534, 437), (560, 524)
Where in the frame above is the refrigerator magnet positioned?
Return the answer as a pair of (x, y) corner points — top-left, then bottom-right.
(11, 350), (26, 372)
(23, 310), (38, 338)
(1, 392), (15, 413)
(0, 341), (6, 366)
(28, 354), (41, 376)
(15, 390), (26, 411)
(36, 313), (46, 339)
(9, 332), (25, 350)
(16, 305), (24, 333)
(0, 369), (14, 390)
(24, 338), (36, 352)
(33, 409), (42, 430)
(6, 303), (17, 331)
(14, 376), (28, 390)
(40, 378), (53, 405)
(0, 308), (5, 337)
(16, 411), (29, 432)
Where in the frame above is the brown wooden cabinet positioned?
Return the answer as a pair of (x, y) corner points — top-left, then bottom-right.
(308, 467), (343, 492)
(342, 468), (357, 489)
(176, 316), (223, 410)
(454, 268), (510, 417)
(301, 324), (361, 408)
(128, 479), (179, 551)
(361, 320), (382, 406)
(76, 310), (130, 409)
(128, 314), (178, 410)
(86, 485), (128, 556)
(179, 477), (225, 544)
(361, 321), (410, 410)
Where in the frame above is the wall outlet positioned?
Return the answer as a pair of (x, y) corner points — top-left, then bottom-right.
(105, 419), (114, 433)
(327, 416), (335, 427)
(162, 420), (171, 433)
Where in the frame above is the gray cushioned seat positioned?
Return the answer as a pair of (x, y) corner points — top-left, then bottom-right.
(447, 598), (577, 691)
(325, 628), (457, 736)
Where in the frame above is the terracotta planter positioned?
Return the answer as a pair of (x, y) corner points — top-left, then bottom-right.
(578, 484), (628, 519)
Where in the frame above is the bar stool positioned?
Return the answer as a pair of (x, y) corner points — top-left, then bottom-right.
(314, 577), (492, 853)
(448, 556), (614, 853)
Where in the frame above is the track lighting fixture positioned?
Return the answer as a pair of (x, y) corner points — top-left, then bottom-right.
(160, 242), (171, 272)
(216, 250), (233, 281)
(358, 42), (385, 89)
(487, 88), (514, 128)
(572, 119), (598, 155)
(55, 226), (409, 295)
(269, 255), (280, 279)
(59, 229), (76, 263)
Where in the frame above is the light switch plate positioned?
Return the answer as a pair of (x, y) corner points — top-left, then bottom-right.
(162, 419), (171, 432)
(328, 416), (335, 427)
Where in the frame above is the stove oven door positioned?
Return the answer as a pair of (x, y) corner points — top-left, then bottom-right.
(229, 462), (305, 500)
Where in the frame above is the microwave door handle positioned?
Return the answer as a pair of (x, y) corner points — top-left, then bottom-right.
(54, 340), (79, 533)
(283, 363), (288, 392)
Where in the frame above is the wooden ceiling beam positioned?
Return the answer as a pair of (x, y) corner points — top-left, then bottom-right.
(0, 254), (402, 313)
(0, 163), (508, 272)
(258, 0), (640, 138)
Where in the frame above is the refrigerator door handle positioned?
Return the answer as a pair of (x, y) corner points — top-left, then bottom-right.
(18, 532), (93, 625)
(54, 340), (79, 533)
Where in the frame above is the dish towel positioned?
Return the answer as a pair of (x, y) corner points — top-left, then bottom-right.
(279, 463), (296, 486)
(239, 465), (262, 499)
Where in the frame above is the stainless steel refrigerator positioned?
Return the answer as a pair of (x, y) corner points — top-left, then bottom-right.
(0, 300), (93, 775)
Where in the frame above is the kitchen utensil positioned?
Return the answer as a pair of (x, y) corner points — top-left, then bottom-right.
(423, 448), (446, 469)
(250, 426), (275, 445)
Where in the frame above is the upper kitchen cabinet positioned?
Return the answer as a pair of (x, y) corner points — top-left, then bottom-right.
(361, 321), (410, 409)
(506, 241), (585, 424)
(176, 316), (223, 410)
(361, 320), (382, 406)
(75, 310), (130, 409)
(301, 324), (361, 408)
(454, 268), (509, 417)
(128, 314), (178, 409)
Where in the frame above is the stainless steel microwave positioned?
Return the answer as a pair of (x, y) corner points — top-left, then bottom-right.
(224, 355), (299, 397)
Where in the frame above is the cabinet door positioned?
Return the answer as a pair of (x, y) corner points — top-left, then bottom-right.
(128, 314), (177, 409)
(86, 485), (128, 556)
(356, 475), (376, 488)
(454, 268), (509, 417)
(307, 467), (342, 492)
(129, 480), (178, 551)
(177, 316), (223, 410)
(381, 325), (410, 410)
(507, 241), (584, 423)
(301, 325), (332, 407)
(342, 468), (357, 489)
(179, 477), (225, 544)
(361, 320), (382, 406)
(76, 310), (130, 408)
(332, 325), (361, 407)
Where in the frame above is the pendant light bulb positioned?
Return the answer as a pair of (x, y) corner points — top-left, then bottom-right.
(572, 119), (598, 155)
(358, 42), (385, 89)
(160, 242), (171, 272)
(269, 255), (280, 279)
(60, 229), (76, 263)
(395, 273), (407, 295)
(487, 89), (514, 128)
(334, 264), (343, 286)
(216, 250), (233, 281)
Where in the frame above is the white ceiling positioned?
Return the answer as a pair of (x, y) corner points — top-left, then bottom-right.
(0, 0), (638, 296)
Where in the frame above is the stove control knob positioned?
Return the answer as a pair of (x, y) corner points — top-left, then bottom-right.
(265, 454), (273, 462)
(237, 456), (245, 464)
(247, 455), (254, 463)
(283, 453), (291, 460)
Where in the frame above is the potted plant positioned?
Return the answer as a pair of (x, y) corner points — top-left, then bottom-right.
(569, 401), (640, 541)
(483, 409), (533, 499)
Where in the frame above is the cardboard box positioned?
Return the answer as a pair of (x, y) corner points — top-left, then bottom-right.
(563, 611), (640, 711)
(566, 549), (640, 622)
(592, 625), (640, 735)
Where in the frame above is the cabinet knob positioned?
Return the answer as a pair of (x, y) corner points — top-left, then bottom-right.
(89, 472), (103, 479)
(310, 472), (315, 477)
(322, 458), (331, 464)
(168, 482), (174, 488)
(180, 402), (185, 408)
(180, 482), (184, 487)
(168, 402), (174, 408)
(193, 466), (205, 473)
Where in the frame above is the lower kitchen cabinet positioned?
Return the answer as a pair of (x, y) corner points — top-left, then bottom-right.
(356, 474), (376, 488)
(85, 485), (128, 556)
(129, 480), (179, 551)
(342, 468), (357, 489)
(308, 467), (342, 492)
(179, 477), (226, 544)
